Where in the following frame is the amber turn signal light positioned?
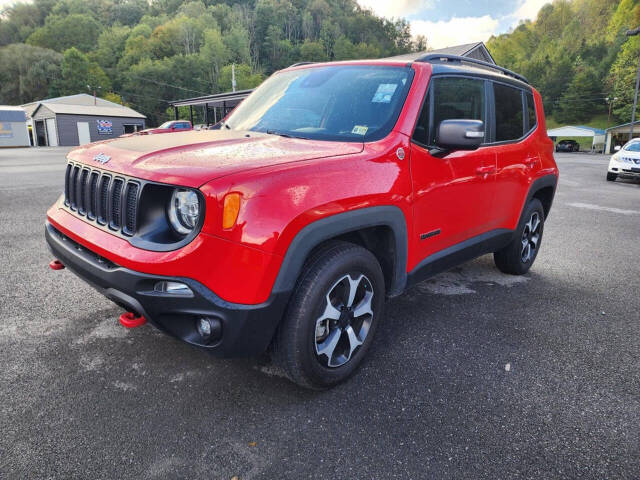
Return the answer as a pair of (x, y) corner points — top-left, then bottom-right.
(222, 193), (241, 229)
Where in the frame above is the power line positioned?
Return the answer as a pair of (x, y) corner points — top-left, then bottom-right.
(125, 74), (211, 96)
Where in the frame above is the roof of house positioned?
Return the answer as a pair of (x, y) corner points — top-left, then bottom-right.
(381, 42), (496, 64)
(547, 125), (606, 137)
(606, 121), (640, 132)
(23, 93), (145, 119)
(0, 105), (27, 122)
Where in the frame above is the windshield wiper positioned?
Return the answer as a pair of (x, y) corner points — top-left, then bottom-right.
(266, 129), (309, 140)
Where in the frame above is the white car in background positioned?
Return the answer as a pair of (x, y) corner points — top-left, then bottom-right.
(607, 139), (640, 181)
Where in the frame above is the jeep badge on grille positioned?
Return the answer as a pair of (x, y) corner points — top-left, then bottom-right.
(93, 153), (111, 164)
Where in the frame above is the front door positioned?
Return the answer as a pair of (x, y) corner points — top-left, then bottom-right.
(409, 76), (496, 267)
(77, 122), (91, 145)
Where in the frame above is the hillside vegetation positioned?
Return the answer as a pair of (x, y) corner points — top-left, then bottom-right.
(487, 0), (640, 127)
(0, 0), (417, 124)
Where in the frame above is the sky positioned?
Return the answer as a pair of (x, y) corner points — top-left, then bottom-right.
(357, 0), (551, 48)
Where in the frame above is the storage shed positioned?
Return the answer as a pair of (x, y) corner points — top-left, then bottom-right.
(547, 125), (606, 153)
(0, 106), (30, 147)
(22, 94), (146, 147)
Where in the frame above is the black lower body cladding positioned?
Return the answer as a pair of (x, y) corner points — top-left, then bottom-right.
(45, 222), (289, 357)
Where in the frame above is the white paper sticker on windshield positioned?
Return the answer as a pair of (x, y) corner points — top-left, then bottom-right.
(372, 83), (398, 103)
(352, 125), (368, 135)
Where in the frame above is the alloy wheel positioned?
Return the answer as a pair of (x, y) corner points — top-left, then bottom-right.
(314, 274), (374, 368)
(521, 211), (541, 263)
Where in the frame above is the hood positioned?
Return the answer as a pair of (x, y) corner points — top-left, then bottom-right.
(616, 148), (640, 159)
(67, 130), (364, 188)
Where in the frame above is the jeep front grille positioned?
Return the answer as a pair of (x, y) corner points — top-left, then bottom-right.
(63, 162), (140, 236)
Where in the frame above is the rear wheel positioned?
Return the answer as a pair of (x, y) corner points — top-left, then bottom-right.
(494, 198), (545, 275)
(273, 242), (385, 389)
(607, 172), (617, 181)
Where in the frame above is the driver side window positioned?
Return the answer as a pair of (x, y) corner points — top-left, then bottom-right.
(412, 76), (486, 147)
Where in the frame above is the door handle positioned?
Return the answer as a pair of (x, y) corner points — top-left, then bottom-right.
(524, 157), (537, 168)
(476, 165), (496, 176)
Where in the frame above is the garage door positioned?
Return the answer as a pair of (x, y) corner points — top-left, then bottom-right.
(45, 118), (58, 146)
(77, 122), (91, 145)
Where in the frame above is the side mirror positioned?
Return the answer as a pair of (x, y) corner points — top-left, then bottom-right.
(436, 119), (484, 151)
(614, 145), (621, 152)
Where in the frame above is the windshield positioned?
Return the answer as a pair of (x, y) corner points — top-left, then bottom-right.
(158, 121), (173, 129)
(623, 142), (640, 152)
(224, 65), (414, 142)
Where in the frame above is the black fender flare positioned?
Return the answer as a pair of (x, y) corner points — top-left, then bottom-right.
(523, 173), (558, 218)
(271, 206), (409, 297)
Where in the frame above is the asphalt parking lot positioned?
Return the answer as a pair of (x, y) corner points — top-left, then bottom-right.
(1, 148), (639, 479)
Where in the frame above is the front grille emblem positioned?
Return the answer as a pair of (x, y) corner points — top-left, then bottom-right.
(93, 153), (111, 164)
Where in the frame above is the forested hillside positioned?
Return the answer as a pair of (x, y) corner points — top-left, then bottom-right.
(488, 0), (640, 126)
(0, 0), (415, 124)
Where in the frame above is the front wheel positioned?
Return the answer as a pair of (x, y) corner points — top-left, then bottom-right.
(494, 198), (545, 275)
(607, 172), (617, 181)
(273, 242), (385, 389)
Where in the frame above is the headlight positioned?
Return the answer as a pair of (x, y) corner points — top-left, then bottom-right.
(168, 189), (200, 234)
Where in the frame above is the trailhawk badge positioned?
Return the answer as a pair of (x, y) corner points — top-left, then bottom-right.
(93, 153), (111, 164)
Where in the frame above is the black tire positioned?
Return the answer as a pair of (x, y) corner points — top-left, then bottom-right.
(607, 172), (617, 181)
(494, 198), (545, 275)
(272, 241), (385, 389)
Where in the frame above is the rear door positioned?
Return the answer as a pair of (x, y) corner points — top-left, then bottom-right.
(490, 83), (537, 229)
(409, 75), (497, 265)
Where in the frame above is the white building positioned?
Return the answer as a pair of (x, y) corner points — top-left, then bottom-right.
(0, 106), (30, 147)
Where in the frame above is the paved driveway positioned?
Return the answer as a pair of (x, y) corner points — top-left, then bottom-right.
(1, 148), (638, 479)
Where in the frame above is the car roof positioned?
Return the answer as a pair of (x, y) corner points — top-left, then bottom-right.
(285, 57), (531, 91)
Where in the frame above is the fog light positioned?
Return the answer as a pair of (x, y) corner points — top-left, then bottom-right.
(154, 281), (193, 296)
(196, 317), (222, 343)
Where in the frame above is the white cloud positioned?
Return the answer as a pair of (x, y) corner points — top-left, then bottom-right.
(511, 0), (551, 23)
(410, 15), (500, 49)
(357, 0), (431, 19)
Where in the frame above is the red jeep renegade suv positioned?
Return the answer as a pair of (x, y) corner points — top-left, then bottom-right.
(46, 55), (558, 389)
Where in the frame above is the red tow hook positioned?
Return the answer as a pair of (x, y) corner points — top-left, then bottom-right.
(49, 259), (65, 270)
(119, 312), (147, 328)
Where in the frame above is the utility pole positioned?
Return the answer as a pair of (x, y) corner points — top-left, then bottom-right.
(625, 27), (640, 140)
(87, 85), (102, 105)
(606, 97), (618, 129)
(231, 63), (237, 93)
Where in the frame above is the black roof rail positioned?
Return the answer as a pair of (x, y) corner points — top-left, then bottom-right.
(416, 54), (529, 85)
(289, 61), (315, 68)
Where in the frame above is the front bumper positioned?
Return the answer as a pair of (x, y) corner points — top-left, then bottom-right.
(45, 222), (289, 357)
(608, 159), (640, 177)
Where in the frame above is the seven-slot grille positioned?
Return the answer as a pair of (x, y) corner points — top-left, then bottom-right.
(63, 163), (140, 236)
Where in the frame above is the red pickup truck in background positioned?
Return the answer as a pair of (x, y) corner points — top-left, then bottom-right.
(137, 120), (192, 135)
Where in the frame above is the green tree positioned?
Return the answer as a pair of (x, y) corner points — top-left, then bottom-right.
(26, 14), (102, 52)
(218, 64), (263, 92)
(299, 40), (327, 62)
(555, 61), (602, 123)
(0, 43), (62, 104)
(200, 28), (229, 90)
(59, 47), (89, 95)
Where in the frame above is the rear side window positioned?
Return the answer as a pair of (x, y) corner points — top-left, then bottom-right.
(494, 83), (524, 142)
(412, 76), (485, 146)
(526, 92), (537, 132)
